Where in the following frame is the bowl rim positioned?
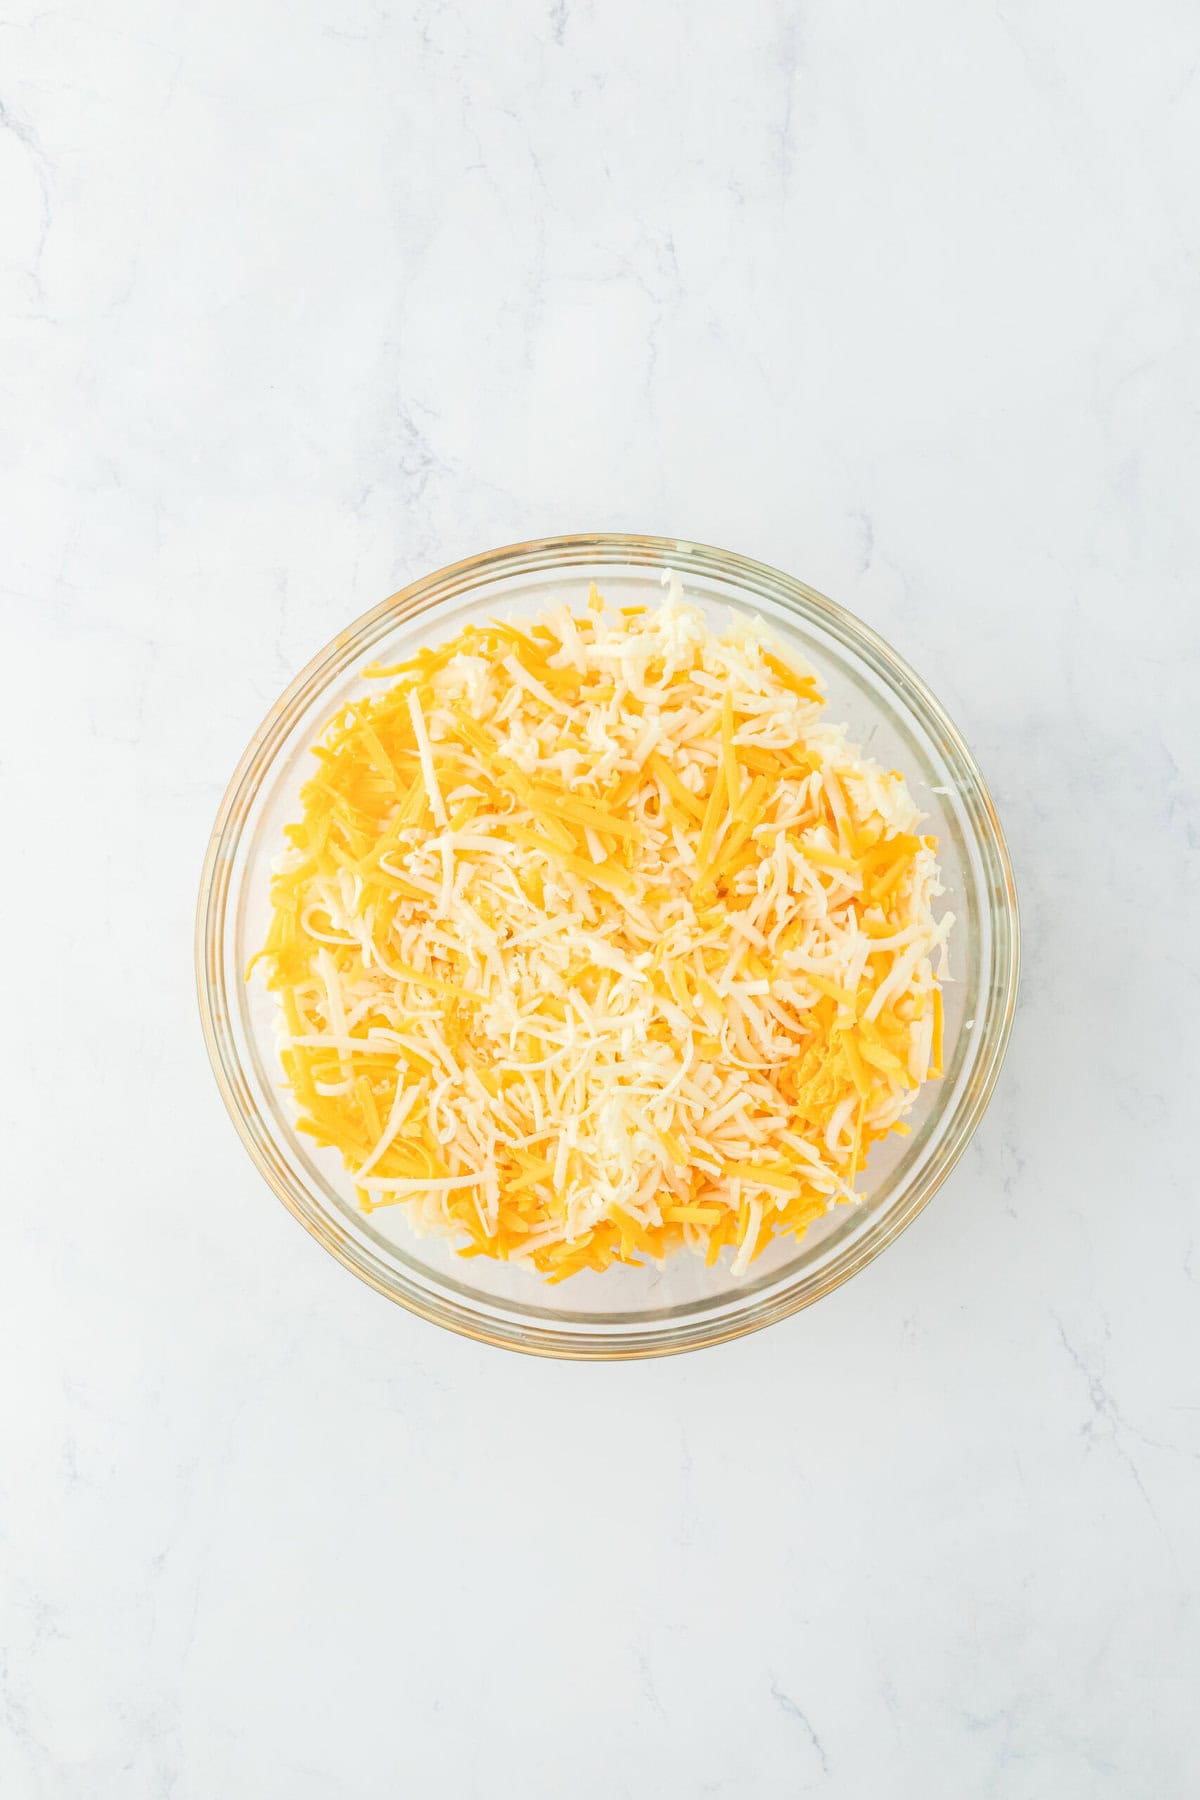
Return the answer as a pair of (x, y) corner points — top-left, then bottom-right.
(195, 531), (1021, 1359)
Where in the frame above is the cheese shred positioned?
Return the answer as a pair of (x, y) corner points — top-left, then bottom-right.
(255, 586), (951, 1279)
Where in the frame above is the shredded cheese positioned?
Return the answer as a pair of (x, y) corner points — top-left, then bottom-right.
(255, 585), (952, 1280)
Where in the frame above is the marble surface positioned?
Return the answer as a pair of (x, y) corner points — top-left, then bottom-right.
(3, 1), (1199, 1794)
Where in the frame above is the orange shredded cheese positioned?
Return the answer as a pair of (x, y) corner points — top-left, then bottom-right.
(255, 584), (952, 1279)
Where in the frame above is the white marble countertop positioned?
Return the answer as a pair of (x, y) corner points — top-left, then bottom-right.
(4, 2), (1199, 1794)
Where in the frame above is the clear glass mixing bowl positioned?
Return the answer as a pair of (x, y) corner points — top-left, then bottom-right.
(196, 534), (1019, 1358)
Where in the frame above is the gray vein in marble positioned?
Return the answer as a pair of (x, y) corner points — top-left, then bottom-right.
(769, 1678), (830, 1777)
(1054, 1317), (1173, 1524)
(769, 3), (805, 188)
(0, 91), (53, 310)
(632, 1650), (665, 1721)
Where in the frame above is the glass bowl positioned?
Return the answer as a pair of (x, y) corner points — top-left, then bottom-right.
(196, 534), (1019, 1358)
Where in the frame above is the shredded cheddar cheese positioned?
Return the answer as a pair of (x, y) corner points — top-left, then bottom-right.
(255, 580), (952, 1280)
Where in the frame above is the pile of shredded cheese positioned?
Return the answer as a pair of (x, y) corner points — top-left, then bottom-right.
(255, 580), (951, 1281)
